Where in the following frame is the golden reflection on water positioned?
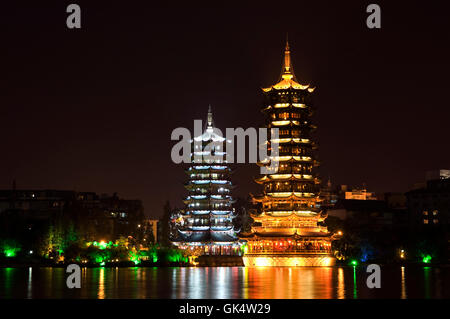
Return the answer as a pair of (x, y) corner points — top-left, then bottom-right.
(242, 267), (249, 299)
(98, 268), (105, 299)
(243, 267), (333, 299)
(2, 266), (448, 299)
(337, 267), (345, 299)
(401, 266), (407, 299)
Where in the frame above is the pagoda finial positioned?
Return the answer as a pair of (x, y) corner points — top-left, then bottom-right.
(207, 105), (213, 129)
(282, 36), (294, 80)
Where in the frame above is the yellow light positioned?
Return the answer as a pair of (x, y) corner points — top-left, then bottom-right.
(272, 120), (290, 126)
(274, 103), (290, 108)
(270, 174), (292, 179)
(271, 138), (292, 143)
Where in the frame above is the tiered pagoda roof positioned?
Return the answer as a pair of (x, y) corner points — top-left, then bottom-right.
(172, 106), (239, 248)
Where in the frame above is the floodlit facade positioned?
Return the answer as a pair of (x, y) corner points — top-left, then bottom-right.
(171, 107), (241, 256)
(242, 41), (336, 266)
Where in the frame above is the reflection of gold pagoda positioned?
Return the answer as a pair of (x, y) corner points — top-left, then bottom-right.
(242, 40), (336, 267)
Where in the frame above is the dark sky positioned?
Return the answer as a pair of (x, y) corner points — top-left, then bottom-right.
(1, 1), (449, 218)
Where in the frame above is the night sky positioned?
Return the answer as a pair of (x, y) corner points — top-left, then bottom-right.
(1, 1), (449, 217)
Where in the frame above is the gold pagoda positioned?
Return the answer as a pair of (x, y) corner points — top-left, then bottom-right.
(242, 40), (336, 267)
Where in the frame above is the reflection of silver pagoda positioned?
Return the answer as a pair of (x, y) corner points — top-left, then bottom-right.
(171, 107), (241, 255)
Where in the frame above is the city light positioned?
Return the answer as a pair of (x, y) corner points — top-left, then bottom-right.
(422, 255), (432, 264)
(4, 249), (17, 257)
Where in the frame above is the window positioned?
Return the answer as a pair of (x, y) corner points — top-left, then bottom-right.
(423, 211), (428, 216)
(433, 219), (439, 224)
(433, 210), (438, 216)
(280, 112), (289, 120)
(423, 219), (428, 224)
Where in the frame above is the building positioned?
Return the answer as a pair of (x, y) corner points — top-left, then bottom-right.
(344, 188), (377, 200)
(0, 188), (145, 242)
(171, 107), (241, 256)
(327, 199), (407, 232)
(98, 193), (145, 240)
(242, 41), (336, 266)
(407, 174), (450, 230)
(326, 198), (409, 261)
(425, 169), (450, 181)
(406, 172), (450, 261)
(144, 219), (159, 243)
(331, 184), (378, 200)
(319, 178), (338, 210)
(0, 189), (75, 219)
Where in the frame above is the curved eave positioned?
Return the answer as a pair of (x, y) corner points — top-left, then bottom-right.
(254, 192), (317, 201)
(257, 156), (314, 165)
(253, 210), (319, 218)
(255, 174), (315, 184)
(262, 81), (312, 92)
(185, 168), (232, 175)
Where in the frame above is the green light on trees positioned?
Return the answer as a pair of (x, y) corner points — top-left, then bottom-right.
(422, 255), (432, 264)
(1, 240), (21, 258)
(4, 249), (17, 257)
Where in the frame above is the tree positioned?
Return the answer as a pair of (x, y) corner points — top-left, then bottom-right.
(160, 200), (172, 247)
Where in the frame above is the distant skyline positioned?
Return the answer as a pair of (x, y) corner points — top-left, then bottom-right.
(1, 2), (450, 217)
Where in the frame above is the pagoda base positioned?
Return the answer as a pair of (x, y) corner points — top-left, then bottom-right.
(243, 254), (335, 267)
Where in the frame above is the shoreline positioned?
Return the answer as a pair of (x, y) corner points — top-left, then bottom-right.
(1, 261), (448, 268)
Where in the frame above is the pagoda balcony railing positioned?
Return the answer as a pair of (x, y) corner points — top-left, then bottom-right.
(183, 221), (209, 226)
(188, 204), (232, 209)
(267, 187), (316, 193)
(189, 175), (229, 180)
(180, 225), (209, 231)
(253, 225), (328, 231)
(245, 249), (331, 255)
(210, 222), (234, 227)
(189, 189), (231, 195)
(277, 151), (313, 157)
(183, 222), (233, 227)
(274, 169), (314, 175)
(269, 205), (318, 211)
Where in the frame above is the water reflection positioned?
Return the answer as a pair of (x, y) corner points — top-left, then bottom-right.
(401, 267), (407, 299)
(27, 267), (32, 299)
(423, 267), (431, 299)
(352, 266), (357, 299)
(98, 268), (105, 299)
(337, 267), (345, 299)
(0, 266), (449, 299)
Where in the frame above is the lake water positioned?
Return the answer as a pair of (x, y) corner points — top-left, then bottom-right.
(1, 266), (449, 299)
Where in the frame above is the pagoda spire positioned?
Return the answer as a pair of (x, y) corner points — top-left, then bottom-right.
(207, 104), (214, 129)
(281, 36), (295, 80)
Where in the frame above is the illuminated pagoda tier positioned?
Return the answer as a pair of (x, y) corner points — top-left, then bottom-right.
(242, 41), (337, 267)
(172, 107), (241, 256)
